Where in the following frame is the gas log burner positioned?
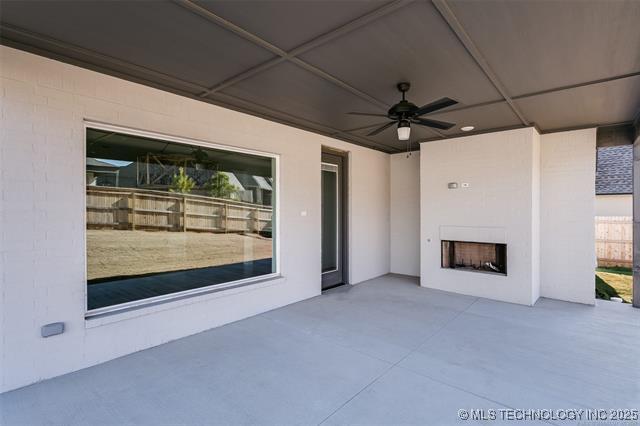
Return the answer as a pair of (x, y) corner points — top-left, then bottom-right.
(441, 240), (507, 275)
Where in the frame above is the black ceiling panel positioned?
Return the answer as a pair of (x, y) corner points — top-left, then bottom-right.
(448, 0), (640, 97)
(425, 101), (523, 138)
(299, 1), (503, 107)
(193, 0), (389, 51)
(516, 75), (640, 131)
(1, 0), (638, 153)
(0, 0), (274, 88)
(204, 89), (400, 152)
(220, 61), (400, 149)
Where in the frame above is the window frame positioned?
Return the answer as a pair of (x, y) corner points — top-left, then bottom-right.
(83, 120), (281, 318)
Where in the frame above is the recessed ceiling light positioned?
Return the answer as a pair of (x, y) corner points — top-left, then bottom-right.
(461, 126), (475, 132)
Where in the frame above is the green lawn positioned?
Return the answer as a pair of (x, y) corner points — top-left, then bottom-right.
(595, 267), (633, 303)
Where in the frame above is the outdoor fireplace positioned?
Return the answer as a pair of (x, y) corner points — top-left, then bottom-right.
(441, 240), (507, 275)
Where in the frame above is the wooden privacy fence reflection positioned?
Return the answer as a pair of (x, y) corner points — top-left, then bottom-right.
(86, 186), (272, 234)
(595, 216), (632, 268)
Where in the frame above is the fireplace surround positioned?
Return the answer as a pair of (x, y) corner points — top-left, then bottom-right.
(441, 240), (507, 275)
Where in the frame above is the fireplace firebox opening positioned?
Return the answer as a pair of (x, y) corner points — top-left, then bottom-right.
(441, 240), (507, 275)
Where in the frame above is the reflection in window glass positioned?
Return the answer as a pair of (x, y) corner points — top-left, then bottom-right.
(86, 128), (276, 311)
(321, 168), (338, 272)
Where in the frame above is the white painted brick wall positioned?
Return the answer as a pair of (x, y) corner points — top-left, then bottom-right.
(540, 129), (596, 305)
(390, 153), (420, 276)
(420, 128), (541, 306)
(395, 128), (594, 306)
(0, 46), (390, 392)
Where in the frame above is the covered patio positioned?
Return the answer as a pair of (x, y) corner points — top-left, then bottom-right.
(1, 0), (640, 422)
(2, 275), (638, 425)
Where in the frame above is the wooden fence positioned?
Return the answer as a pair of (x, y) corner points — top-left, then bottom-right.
(595, 216), (632, 268)
(86, 186), (272, 234)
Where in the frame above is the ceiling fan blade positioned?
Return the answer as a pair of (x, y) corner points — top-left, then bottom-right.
(347, 112), (388, 117)
(366, 121), (396, 136)
(411, 118), (456, 130)
(413, 97), (458, 117)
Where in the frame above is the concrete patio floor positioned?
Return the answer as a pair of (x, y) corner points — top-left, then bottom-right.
(1, 275), (639, 425)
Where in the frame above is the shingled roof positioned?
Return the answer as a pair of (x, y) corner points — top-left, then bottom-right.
(596, 145), (633, 195)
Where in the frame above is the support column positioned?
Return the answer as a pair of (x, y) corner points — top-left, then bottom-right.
(633, 120), (640, 307)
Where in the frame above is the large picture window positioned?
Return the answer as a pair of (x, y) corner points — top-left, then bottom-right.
(85, 125), (277, 313)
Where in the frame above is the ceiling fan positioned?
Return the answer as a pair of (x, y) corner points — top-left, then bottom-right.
(348, 82), (458, 141)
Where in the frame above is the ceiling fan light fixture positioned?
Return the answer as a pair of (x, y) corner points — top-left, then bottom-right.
(348, 83), (458, 140)
(397, 119), (411, 141)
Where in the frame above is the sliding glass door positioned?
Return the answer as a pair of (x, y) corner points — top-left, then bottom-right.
(321, 151), (346, 289)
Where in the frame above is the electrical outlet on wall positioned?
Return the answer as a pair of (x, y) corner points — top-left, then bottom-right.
(461, 182), (470, 188)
